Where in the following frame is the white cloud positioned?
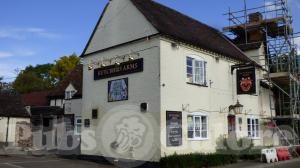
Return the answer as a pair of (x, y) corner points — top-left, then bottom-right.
(0, 49), (36, 59)
(0, 27), (60, 40)
(0, 51), (13, 58)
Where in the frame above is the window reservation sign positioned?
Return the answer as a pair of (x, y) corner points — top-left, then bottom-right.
(166, 111), (182, 147)
(237, 67), (256, 95)
(94, 58), (143, 80)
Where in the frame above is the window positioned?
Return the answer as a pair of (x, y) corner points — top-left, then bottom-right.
(92, 109), (98, 119)
(186, 56), (207, 85)
(84, 119), (90, 128)
(75, 117), (82, 135)
(65, 90), (76, 100)
(187, 113), (208, 140)
(247, 117), (260, 138)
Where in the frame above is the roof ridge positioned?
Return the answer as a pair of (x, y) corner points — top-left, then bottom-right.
(131, 0), (255, 63)
(140, 0), (220, 33)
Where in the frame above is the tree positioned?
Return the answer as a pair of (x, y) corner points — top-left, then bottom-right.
(50, 54), (80, 82)
(0, 76), (3, 91)
(13, 64), (54, 93)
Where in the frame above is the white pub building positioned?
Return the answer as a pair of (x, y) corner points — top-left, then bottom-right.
(80, 0), (276, 165)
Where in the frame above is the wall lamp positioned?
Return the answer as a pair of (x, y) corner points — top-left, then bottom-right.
(229, 100), (244, 115)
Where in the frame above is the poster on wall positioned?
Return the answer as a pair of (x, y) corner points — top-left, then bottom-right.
(108, 78), (128, 102)
(237, 67), (256, 95)
(166, 111), (182, 147)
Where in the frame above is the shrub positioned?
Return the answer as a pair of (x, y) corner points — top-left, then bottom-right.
(160, 153), (238, 168)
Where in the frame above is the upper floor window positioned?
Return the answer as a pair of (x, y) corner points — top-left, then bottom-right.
(186, 56), (207, 85)
(65, 90), (76, 100)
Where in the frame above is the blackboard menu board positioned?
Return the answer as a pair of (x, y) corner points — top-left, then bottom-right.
(166, 111), (182, 147)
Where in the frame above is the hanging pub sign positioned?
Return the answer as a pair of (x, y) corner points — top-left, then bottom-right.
(237, 67), (256, 95)
(94, 58), (143, 80)
(108, 78), (128, 102)
(166, 111), (182, 147)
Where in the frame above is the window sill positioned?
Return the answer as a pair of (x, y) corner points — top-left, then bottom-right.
(186, 82), (208, 87)
(188, 138), (209, 141)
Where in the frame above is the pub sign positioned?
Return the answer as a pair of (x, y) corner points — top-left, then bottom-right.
(166, 111), (182, 147)
(237, 67), (256, 95)
(94, 58), (143, 80)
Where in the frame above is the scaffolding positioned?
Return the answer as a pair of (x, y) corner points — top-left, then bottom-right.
(223, 0), (300, 145)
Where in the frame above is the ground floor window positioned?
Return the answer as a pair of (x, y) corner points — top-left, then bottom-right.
(187, 113), (208, 140)
(75, 117), (82, 135)
(247, 117), (259, 138)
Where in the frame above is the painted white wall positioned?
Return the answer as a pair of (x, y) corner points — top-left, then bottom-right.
(159, 38), (274, 156)
(0, 117), (30, 145)
(81, 37), (161, 161)
(244, 43), (267, 68)
(65, 99), (82, 117)
(84, 0), (158, 54)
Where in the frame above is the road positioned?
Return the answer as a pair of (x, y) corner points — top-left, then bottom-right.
(0, 155), (116, 168)
(0, 155), (299, 168)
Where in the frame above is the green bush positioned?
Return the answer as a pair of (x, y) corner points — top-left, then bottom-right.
(160, 153), (238, 168)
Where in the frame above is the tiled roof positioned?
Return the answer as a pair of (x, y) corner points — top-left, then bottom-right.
(131, 0), (254, 63)
(48, 64), (83, 99)
(0, 91), (30, 118)
(22, 91), (50, 106)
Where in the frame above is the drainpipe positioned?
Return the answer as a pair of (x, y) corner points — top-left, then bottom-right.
(5, 117), (10, 146)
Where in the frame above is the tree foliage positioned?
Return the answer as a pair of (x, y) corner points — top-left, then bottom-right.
(13, 64), (54, 93)
(50, 54), (80, 82)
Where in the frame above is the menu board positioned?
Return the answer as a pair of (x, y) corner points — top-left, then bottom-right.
(166, 111), (182, 147)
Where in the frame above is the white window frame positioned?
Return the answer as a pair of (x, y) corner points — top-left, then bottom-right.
(187, 112), (209, 141)
(65, 90), (77, 100)
(247, 117), (260, 139)
(186, 55), (207, 85)
(75, 117), (82, 135)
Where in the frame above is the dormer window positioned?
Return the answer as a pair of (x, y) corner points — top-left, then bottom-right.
(65, 90), (76, 100)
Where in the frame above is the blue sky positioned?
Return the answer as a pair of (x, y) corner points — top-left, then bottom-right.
(0, 0), (299, 81)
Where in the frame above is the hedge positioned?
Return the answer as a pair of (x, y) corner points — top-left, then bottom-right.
(160, 153), (238, 168)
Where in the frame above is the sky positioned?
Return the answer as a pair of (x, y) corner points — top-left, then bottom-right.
(0, 0), (299, 82)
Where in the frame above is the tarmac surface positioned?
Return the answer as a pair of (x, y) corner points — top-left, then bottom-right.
(0, 155), (299, 168)
(0, 155), (116, 168)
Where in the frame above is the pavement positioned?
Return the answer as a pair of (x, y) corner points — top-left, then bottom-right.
(0, 155), (116, 168)
(220, 158), (300, 168)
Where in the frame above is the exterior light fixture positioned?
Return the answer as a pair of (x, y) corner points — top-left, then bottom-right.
(101, 63), (106, 67)
(128, 55), (134, 61)
(88, 65), (94, 70)
(115, 62), (120, 66)
(229, 100), (244, 115)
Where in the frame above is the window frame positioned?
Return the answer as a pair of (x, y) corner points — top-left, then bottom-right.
(247, 116), (260, 139)
(75, 117), (82, 135)
(65, 90), (77, 100)
(187, 112), (209, 141)
(186, 55), (207, 86)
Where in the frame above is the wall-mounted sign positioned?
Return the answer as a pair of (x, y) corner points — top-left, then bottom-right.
(94, 58), (143, 80)
(166, 111), (182, 147)
(108, 78), (128, 102)
(237, 67), (256, 95)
